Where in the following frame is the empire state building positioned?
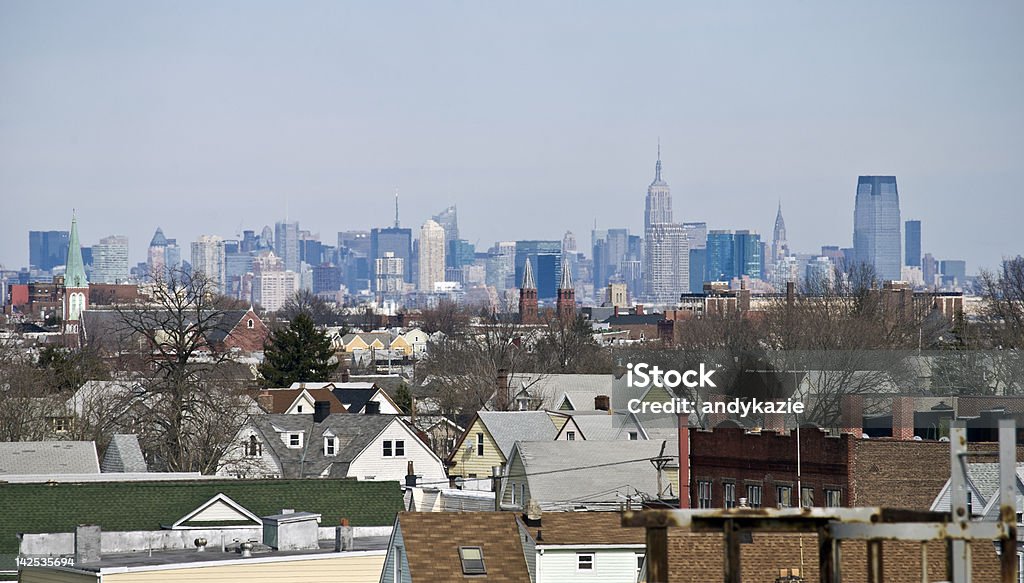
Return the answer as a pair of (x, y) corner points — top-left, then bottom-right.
(644, 145), (672, 230)
(643, 146), (688, 303)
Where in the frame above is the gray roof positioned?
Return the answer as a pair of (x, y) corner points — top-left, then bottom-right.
(0, 441), (101, 475)
(101, 434), (148, 473)
(510, 440), (675, 511)
(477, 411), (558, 458)
(561, 412), (644, 441)
(81, 309), (254, 351)
(250, 414), (397, 478)
(507, 373), (616, 411)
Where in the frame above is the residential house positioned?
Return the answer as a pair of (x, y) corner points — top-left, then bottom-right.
(80, 308), (269, 355)
(504, 373), (615, 411)
(520, 511), (647, 583)
(554, 411), (646, 442)
(254, 385), (348, 414)
(218, 413), (446, 483)
(332, 382), (403, 414)
(380, 512), (532, 583)
(447, 411), (559, 490)
(1, 478), (402, 579)
(499, 440), (678, 511)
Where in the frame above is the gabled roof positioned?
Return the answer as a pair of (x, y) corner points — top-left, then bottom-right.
(0, 441), (100, 475)
(255, 387), (347, 414)
(477, 411), (558, 458)
(395, 512), (531, 582)
(331, 383), (396, 414)
(557, 412), (644, 441)
(101, 434), (148, 473)
(506, 440), (674, 511)
(507, 373), (616, 412)
(170, 492), (262, 528)
(521, 512), (645, 546)
(81, 309), (262, 351)
(249, 414), (399, 478)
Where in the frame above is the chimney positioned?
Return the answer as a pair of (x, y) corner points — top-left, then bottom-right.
(614, 305), (620, 317)
(705, 394), (729, 429)
(635, 304), (644, 316)
(594, 395), (610, 412)
(678, 415), (690, 509)
(764, 412), (785, 433)
(892, 396), (915, 440)
(840, 394), (864, 437)
(496, 368), (510, 408)
(405, 461), (417, 487)
(492, 466), (503, 511)
(524, 499), (542, 526)
(75, 525), (101, 564)
(313, 400), (331, 423)
(335, 519), (353, 552)
(786, 281), (795, 307)
(364, 401), (381, 415)
(257, 390), (274, 412)
(341, 368), (350, 383)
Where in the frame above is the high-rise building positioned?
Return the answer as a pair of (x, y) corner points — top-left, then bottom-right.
(562, 231), (577, 254)
(644, 145), (672, 230)
(90, 235), (130, 284)
(922, 253), (939, 288)
(147, 227), (169, 281)
(370, 227), (412, 290)
(375, 252), (405, 298)
(805, 256), (836, 292)
(705, 231), (735, 282)
(733, 230), (763, 280)
(486, 241), (516, 291)
(29, 230), (69, 272)
(905, 220), (921, 267)
(940, 260), (967, 286)
(853, 176), (902, 281)
(274, 221), (300, 273)
(644, 223), (689, 304)
(191, 235), (226, 293)
(771, 202), (789, 266)
(432, 205), (459, 244)
(418, 220), (446, 292)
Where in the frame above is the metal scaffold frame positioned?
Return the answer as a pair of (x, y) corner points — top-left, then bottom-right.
(623, 419), (1019, 583)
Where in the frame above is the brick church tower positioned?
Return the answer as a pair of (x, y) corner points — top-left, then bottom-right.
(518, 258), (539, 324)
(556, 257), (576, 322)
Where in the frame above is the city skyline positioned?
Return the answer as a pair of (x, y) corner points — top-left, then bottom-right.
(2, 1), (1022, 272)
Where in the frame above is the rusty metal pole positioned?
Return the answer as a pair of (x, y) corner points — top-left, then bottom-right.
(867, 539), (884, 583)
(818, 527), (835, 583)
(723, 519), (741, 583)
(646, 525), (668, 583)
(998, 418), (1017, 583)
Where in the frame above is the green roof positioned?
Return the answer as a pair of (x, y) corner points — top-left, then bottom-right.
(0, 478), (402, 573)
(64, 215), (88, 288)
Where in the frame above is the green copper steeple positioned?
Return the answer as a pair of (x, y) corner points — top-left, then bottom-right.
(65, 214), (88, 288)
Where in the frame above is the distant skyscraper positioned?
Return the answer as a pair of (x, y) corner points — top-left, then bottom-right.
(91, 235), (130, 284)
(147, 227), (169, 281)
(562, 231), (577, 254)
(29, 230), (69, 272)
(705, 231), (735, 282)
(274, 221), (300, 273)
(191, 235), (226, 293)
(418, 220), (446, 292)
(370, 227), (412, 290)
(432, 206), (459, 244)
(515, 241), (561, 300)
(375, 252), (405, 298)
(733, 230), (763, 279)
(905, 220), (921, 267)
(922, 253), (939, 288)
(644, 223), (689, 303)
(853, 176), (902, 281)
(644, 145), (672, 231)
(940, 259), (967, 286)
(486, 241), (516, 291)
(771, 202), (789, 265)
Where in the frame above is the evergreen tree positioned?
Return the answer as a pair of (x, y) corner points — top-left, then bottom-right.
(259, 312), (338, 387)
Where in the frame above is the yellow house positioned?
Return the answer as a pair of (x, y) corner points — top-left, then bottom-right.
(447, 411), (558, 488)
(20, 550), (385, 583)
(388, 335), (412, 356)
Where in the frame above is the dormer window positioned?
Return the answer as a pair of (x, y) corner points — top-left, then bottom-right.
(286, 432), (303, 448)
(566, 431), (576, 441)
(459, 547), (486, 575)
(297, 405), (304, 413)
(324, 436), (337, 456)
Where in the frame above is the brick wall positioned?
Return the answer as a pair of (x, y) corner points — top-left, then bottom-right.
(849, 439), (951, 509)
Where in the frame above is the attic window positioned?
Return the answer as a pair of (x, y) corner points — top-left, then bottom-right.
(247, 319), (254, 329)
(566, 431), (576, 441)
(577, 553), (595, 571)
(324, 436), (337, 456)
(287, 432), (303, 448)
(459, 546), (486, 575)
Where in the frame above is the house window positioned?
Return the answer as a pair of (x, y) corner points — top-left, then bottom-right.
(287, 433), (302, 448)
(511, 484), (518, 505)
(245, 435), (262, 457)
(777, 485), (792, 508)
(51, 417), (71, 433)
(697, 480), (713, 508)
(324, 437), (337, 456)
(801, 486), (814, 508)
(459, 546), (486, 575)
(636, 554), (645, 577)
(967, 491), (973, 515)
(746, 484), (763, 508)
(577, 553), (594, 571)
(724, 482), (737, 509)
(566, 431), (576, 441)
(384, 440), (405, 457)
(297, 405), (304, 413)
(247, 318), (254, 329)
(825, 488), (842, 507)
(476, 433), (484, 456)
(628, 431), (639, 440)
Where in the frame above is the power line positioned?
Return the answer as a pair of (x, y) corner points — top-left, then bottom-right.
(414, 454), (677, 488)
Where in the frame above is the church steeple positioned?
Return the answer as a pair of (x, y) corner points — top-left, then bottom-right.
(65, 213), (88, 289)
(518, 258), (538, 325)
(521, 257), (536, 290)
(556, 256), (576, 322)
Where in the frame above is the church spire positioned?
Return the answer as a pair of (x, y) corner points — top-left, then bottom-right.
(558, 256), (574, 291)
(65, 213), (88, 289)
(521, 257), (536, 290)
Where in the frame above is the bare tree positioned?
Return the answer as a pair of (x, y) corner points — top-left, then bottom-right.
(0, 338), (59, 441)
(111, 269), (255, 473)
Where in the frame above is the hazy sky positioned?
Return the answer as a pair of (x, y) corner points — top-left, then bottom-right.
(1, 1), (1022, 273)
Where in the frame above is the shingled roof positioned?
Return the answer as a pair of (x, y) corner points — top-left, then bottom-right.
(395, 512), (531, 582)
(0, 478), (402, 574)
(0, 441), (100, 475)
(249, 414), (397, 478)
(100, 434), (148, 473)
(477, 411), (558, 458)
